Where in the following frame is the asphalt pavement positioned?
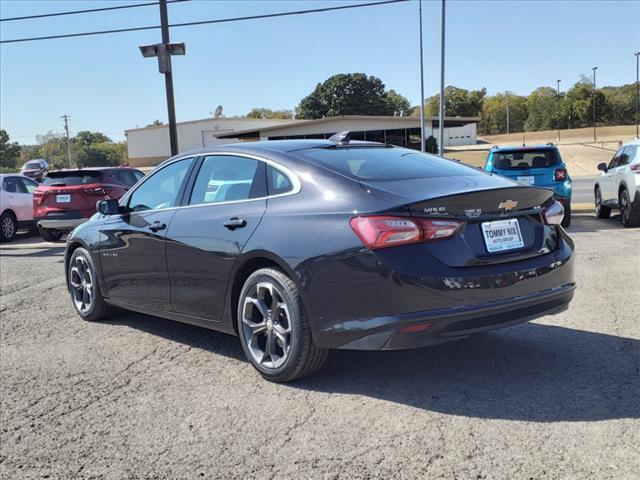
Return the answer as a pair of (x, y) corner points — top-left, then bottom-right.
(572, 175), (597, 205)
(1, 214), (639, 479)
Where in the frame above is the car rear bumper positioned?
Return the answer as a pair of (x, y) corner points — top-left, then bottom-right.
(325, 283), (575, 350)
(35, 210), (87, 231)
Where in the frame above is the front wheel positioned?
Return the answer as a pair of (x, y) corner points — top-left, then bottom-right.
(595, 186), (611, 219)
(68, 247), (115, 321)
(620, 188), (640, 228)
(38, 226), (63, 242)
(237, 268), (328, 382)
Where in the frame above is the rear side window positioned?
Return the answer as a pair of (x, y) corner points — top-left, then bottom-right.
(2, 177), (26, 193)
(295, 146), (479, 181)
(43, 171), (103, 186)
(493, 149), (560, 170)
(189, 155), (266, 205)
(267, 165), (293, 195)
(24, 161), (42, 169)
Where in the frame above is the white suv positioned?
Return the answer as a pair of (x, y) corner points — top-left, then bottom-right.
(0, 174), (39, 242)
(594, 139), (640, 227)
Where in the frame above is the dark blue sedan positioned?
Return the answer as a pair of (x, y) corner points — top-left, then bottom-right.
(64, 135), (575, 382)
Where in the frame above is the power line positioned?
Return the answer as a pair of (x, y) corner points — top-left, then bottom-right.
(0, 0), (189, 23)
(0, 0), (409, 44)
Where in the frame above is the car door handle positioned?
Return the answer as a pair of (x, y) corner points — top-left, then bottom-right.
(148, 221), (167, 232)
(223, 217), (247, 230)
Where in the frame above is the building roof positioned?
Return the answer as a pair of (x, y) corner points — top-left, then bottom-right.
(212, 115), (480, 139)
(124, 116), (300, 134)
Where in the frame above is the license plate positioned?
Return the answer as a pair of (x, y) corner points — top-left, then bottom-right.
(481, 219), (524, 253)
(56, 194), (71, 203)
(516, 175), (535, 185)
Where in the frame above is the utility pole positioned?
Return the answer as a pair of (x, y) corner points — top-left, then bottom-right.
(635, 52), (639, 139)
(438, 0), (446, 156)
(139, 0), (185, 157)
(556, 79), (561, 142)
(592, 66), (598, 142)
(61, 115), (72, 168)
(418, 0), (425, 152)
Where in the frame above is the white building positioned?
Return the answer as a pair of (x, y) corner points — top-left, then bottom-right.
(125, 115), (478, 167)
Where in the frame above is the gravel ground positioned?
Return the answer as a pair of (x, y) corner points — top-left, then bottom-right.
(1, 214), (639, 479)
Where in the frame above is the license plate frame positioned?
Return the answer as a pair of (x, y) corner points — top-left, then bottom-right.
(481, 218), (524, 253)
(56, 194), (71, 203)
(516, 175), (535, 185)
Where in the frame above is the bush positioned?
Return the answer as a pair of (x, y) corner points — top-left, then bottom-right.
(425, 136), (438, 154)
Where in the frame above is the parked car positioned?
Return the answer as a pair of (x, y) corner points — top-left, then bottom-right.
(64, 135), (575, 382)
(484, 144), (572, 227)
(20, 159), (49, 183)
(594, 139), (640, 227)
(0, 174), (39, 242)
(34, 167), (144, 241)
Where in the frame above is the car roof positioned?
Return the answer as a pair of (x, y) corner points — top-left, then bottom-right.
(622, 138), (640, 147)
(47, 167), (139, 173)
(492, 144), (558, 152)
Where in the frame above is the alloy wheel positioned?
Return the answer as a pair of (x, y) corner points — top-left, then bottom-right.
(1, 216), (15, 239)
(69, 256), (93, 314)
(241, 282), (292, 369)
(620, 190), (629, 224)
(595, 188), (602, 213)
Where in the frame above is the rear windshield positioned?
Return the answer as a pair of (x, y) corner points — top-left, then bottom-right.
(43, 171), (103, 186)
(492, 149), (560, 169)
(294, 146), (480, 181)
(24, 161), (42, 169)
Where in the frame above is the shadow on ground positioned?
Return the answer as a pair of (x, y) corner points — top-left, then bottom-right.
(107, 312), (639, 423)
(566, 213), (625, 233)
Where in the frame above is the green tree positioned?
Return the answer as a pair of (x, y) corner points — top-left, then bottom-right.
(563, 80), (607, 129)
(0, 129), (22, 170)
(478, 93), (528, 135)
(74, 131), (111, 148)
(384, 89), (411, 116)
(525, 87), (560, 131)
(246, 108), (294, 119)
(145, 120), (164, 127)
(35, 131), (68, 165)
(601, 83), (635, 125)
(422, 86), (486, 117)
(425, 135), (438, 154)
(297, 73), (409, 119)
(75, 142), (126, 167)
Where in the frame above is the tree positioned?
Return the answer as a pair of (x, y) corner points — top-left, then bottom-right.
(384, 89), (411, 116)
(74, 131), (112, 148)
(601, 83), (635, 125)
(525, 87), (559, 132)
(421, 86), (486, 118)
(35, 131), (68, 166)
(246, 108), (294, 119)
(145, 120), (164, 127)
(478, 93), (528, 135)
(563, 80), (607, 129)
(0, 129), (22, 170)
(297, 73), (409, 119)
(75, 142), (126, 167)
(425, 135), (438, 154)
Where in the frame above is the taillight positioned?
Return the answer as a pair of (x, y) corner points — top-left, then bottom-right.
(554, 168), (567, 181)
(542, 200), (565, 225)
(350, 216), (462, 250)
(630, 163), (640, 172)
(84, 186), (112, 196)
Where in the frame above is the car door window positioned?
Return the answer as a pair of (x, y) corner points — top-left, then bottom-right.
(18, 178), (38, 193)
(617, 147), (631, 167)
(2, 177), (21, 193)
(608, 149), (623, 170)
(189, 155), (266, 205)
(133, 170), (145, 183)
(267, 165), (294, 195)
(128, 158), (193, 212)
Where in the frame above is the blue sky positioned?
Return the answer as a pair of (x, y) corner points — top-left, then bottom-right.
(1, 0), (638, 144)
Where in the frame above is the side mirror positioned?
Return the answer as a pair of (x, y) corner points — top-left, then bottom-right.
(597, 162), (608, 172)
(97, 199), (120, 215)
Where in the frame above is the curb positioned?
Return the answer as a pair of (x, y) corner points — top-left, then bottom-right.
(572, 203), (593, 213)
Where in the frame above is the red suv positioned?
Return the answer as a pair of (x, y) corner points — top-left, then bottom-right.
(33, 167), (144, 241)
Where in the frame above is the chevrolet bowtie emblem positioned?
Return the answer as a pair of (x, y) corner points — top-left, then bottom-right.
(499, 199), (518, 210)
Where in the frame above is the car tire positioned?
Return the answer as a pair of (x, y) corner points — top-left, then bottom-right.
(237, 267), (329, 383)
(619, 188), (640, 228)
(68, 247), (115, 321)
(561, 202), (571, 228)
(594, 186), (610, 219)
(38, 226), (63, 242)
(0, 211), (17, 242)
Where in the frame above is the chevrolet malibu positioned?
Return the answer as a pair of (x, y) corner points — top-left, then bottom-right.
(64, 135), (575, 382)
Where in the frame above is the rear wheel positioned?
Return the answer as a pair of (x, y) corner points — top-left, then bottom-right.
(0, 211), (17, 242)
(237, 268), (328, 382)
(561, 202), (571, 228)
(620, 188), (640, 228)
(68, 247), (114, 321)
(38, 226), (63, 242)
(595, 186), (610, 219)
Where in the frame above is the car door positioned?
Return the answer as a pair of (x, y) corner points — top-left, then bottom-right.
(601, 149), (622, 202)
(2, 177), (31, 221)
(613, 147), (632, 195)
(99, 157), (194, 310)
(166, 154), (268, 321)
(16, 177), (38, 221)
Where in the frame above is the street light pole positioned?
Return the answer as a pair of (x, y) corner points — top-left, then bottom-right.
(635, 52), (639, 139)
(438, 0), (446, 156)
(159, 0), (178, 156)
(592, 66), (598, 142)
(418, 0), (425, 152)
(556, 79), (561, 142)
